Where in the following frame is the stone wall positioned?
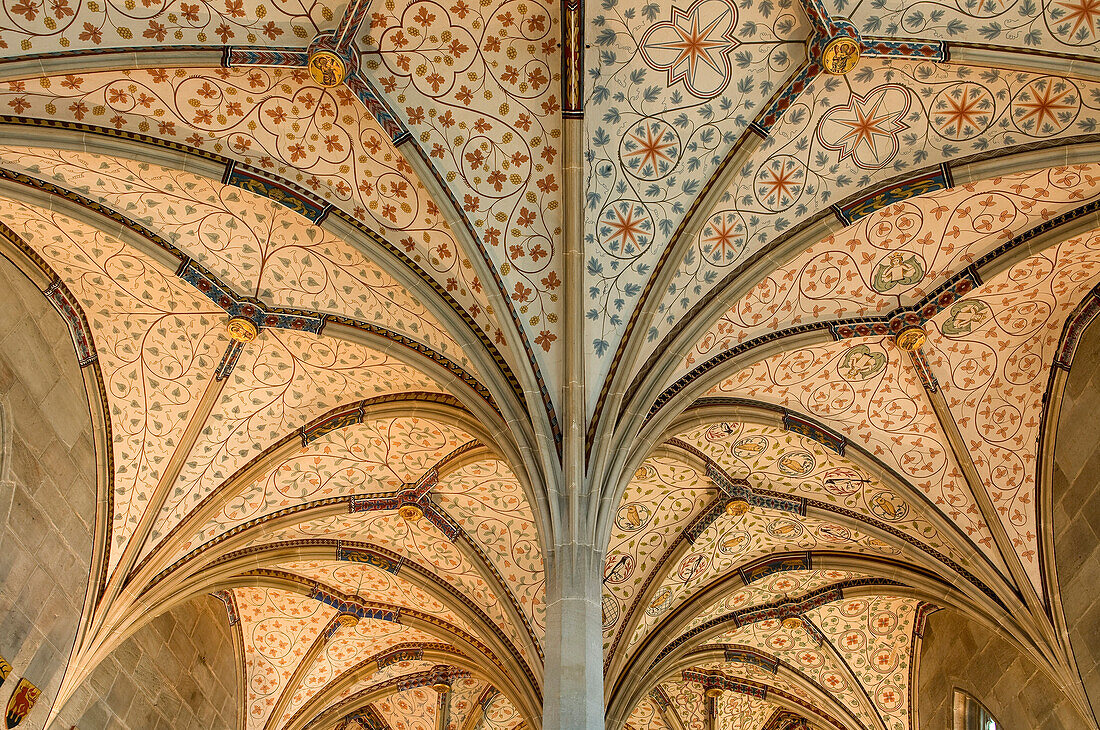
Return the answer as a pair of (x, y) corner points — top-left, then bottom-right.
(48, 595), (240, 730)
(0, 254), (240, 729)
(0, 253), (98, 729)
(916, 608), (1092, 729)
(1053, 315), (1100, 727)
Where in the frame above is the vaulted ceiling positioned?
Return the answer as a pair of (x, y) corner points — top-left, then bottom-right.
(1, 0), (1100, 726)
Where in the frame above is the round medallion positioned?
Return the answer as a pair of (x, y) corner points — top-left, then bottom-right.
(781, 616), (803, 630)
(309, 49), (347, 88)
(725, 499), (750, 517)
(894, 325), (927, 351)
(397, 503), (424, 522)
(226, 316), (259, 343)
(336, 613), (359, 628)
(704, 687), (724, 699)
(432, 680), (452, 693)
(821, 36), (860, 75)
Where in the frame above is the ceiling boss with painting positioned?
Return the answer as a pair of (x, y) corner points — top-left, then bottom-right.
(2, 0), (1100, 727)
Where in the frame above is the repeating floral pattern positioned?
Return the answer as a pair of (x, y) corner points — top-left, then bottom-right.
(706, 337), (1001, 566)
(235, 586), (337, 730)
(649, 62), (1100, 365)
(676, 164), (1100, 379)
(482, 690), (524, 729)
(151, 318), (444, 549)
(694, 656), (817, 714)
(372, 686), (437, 730)
(278, 559), (478, 634)
(623, 694), (669, 730)
(924, 228), (1100, 589)
(0, 146), (475, 370)
(805, 595), (918, 730)
(583, 0), (808, 412)
(703, 616), (880, 729)
(0, 0), (335, 54)
(361, 0), (564, 386)
(444, 676), (486, 730)
(682, 569), (860, 633)
(280, 613), (441, 726)
(4, 0), (1097, 723)
(312, 659), (437, 720)
(0, 69), (506, 356)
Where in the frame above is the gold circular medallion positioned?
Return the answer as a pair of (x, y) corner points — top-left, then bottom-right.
(432, 680), (452, 693)
(822, 36), (860, 75)
(308, 49), (347, 88)
(704, 687), (724, 699)
(397, 503), (424, 522)
(226, 316), (258, 343)
(894, 325), (927, 351)
(336, 614), (359, 628)
(725, 499), (751, 517)
(782, 616), (803, 630)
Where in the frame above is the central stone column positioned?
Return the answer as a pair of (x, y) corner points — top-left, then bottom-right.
(543, 541), (605, 730)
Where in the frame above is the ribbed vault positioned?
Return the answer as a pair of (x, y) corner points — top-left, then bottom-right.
(2, 0), (1100, 727)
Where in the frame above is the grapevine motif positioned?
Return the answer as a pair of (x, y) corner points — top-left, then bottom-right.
(0, 0), (336, 53)
(0, 146), (476, 368)
(0, 70), (506, 354)
(362, 0), (564, 362)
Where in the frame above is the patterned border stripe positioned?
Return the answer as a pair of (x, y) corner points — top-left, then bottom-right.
(211, 589), (240, 625)
(830, 266), (982, 340)
(722, 646), (780, 674)
(832, 165), (951, 225)
(861, 38), (947, 61)
(1054, 285), (1100, 369)
(738, 554), (812, 585)
(762, 709), (813, 730)
(648, 578), (902, 668)
(781, 413), (845, 456)
(176, 258), (327, 334)
(336, 545), (405, 575)
(375, 645), (427, 669)
(681, 668), (768, 700)
(0, 118), (524, 414)
(345, 76), (412, 145)
(308, 585), (402, 623)
(223, 47), (310, 68)
(224, 162), (331, 222)
(213, 341), (244, 382)
(913, 601), (942, 639)
(43, 279), (96, 366)
(910, 348), (939, 392)
(649, 685), (672, 710)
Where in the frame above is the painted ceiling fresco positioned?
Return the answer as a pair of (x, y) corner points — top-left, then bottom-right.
(1, 0), (1099, 725)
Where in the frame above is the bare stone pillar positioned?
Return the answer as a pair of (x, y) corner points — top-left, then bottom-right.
(542, 541), (604, 730)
